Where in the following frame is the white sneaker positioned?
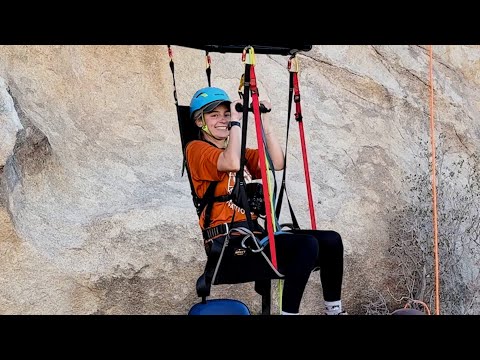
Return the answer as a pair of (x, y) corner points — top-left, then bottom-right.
(325, 310), (348, 315)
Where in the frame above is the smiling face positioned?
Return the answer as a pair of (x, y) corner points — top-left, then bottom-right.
(195, 103), (232, 142)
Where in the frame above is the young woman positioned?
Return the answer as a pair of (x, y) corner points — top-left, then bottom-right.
(185, 86), (346, 315)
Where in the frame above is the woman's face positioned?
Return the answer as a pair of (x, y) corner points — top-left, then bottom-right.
(196, 103), (232, 140)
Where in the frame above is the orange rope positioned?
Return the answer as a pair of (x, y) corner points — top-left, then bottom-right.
(428, 45), (440, 315)
(404, 299), (431, 315)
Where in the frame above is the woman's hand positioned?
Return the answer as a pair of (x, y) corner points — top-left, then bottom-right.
(259, 100), (272, 112)
(259, 100), (272, 133)
(230, 99), (243, 122)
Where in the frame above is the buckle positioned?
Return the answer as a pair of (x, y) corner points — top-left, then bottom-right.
(203, 223), (229, 241)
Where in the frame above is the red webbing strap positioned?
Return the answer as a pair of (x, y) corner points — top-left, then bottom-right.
(291, 58), (317, 230)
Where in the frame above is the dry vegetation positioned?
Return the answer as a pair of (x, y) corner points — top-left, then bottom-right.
(364, 135), (480, 315)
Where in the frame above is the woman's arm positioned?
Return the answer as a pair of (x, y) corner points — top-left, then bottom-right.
(260, 100), (285, 171)
(217, 99), (243, 172)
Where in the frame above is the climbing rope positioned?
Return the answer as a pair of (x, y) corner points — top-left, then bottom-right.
(428, 45), (440, 315)
(404, 299), (431, 315)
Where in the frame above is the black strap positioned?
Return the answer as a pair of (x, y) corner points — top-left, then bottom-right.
(237, 54), (272, 315)
(275, 70), (300, 230)
(202, 223), (228, 241)
(167, 45), (178, 107)
(205, 51), (212, 87)
(196, 235), (225, 299)
(196, 220), (274, 311)
(167, 46), (231, 226)
(229, 62), (256, 233)
(192, 139), (232, 228)
(196, 220), (256, 299)
(202, 183), (231, 229)
(198, 181), (217, 222)
(196, 245), (272, 315)
(168, 46), (200, 207)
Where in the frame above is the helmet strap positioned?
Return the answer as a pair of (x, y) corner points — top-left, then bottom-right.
(200, 113), (225, 142)
(201, 121), (212, 135)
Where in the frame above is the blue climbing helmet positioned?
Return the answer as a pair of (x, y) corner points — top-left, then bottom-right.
(189, 87), (231, 120)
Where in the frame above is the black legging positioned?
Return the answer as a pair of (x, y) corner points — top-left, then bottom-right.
(208, 223), (344, 314)
(274, 230), (344, 313)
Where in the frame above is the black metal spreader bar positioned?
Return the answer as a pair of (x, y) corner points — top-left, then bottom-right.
(174, 44), (312, 55)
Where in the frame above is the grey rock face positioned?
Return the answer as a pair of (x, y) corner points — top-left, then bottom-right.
(0, 45), (479, 314)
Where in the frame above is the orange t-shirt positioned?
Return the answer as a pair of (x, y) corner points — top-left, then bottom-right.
(185, 140), (262, 230)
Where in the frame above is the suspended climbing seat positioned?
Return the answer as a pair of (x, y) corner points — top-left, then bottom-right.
(169, 44), (313, 315)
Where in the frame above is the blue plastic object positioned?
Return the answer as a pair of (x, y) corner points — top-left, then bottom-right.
(188, 299), (251, 315)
